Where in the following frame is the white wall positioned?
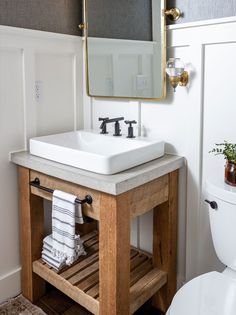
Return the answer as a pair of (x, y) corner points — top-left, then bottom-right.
(84, 17), (236, 285)
(200, 41), (236, 274)
(0, 26), (82, 302)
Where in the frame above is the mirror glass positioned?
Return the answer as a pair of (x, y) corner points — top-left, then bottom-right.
(84, 0), (166, 100)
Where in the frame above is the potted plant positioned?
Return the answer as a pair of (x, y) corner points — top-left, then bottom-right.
(210, 141), (236, 186)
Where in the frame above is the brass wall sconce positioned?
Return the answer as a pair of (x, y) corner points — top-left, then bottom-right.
(164, 8), (182, 21)
(166, 58), (189, 92)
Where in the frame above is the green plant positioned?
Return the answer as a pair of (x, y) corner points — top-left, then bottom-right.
(210, 141), (236, 163)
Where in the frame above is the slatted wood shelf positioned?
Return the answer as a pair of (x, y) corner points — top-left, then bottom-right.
(33, 231), (167, 314)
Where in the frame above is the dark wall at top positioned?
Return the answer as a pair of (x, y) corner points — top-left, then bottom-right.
(167, 0), (236, 24)
(87, 0), (152, 41)
(0, 0), (82, 35)
(86, 0), (236, 40)
(0, 1), (236, 36)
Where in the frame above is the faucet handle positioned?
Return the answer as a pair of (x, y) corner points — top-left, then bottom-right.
(98, 117), (109, 122)
(125, 120), (137, 126)
(125, 120), (137, 138)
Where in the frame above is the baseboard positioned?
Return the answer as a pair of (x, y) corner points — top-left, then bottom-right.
(0, 267), (21, 303)
(177, 275), (186, 289)
(0, 266), (184, 302)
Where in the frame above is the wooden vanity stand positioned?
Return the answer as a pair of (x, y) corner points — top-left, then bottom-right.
(12, 152), (184, 315)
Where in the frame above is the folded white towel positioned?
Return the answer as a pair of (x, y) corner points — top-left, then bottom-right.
(74, 234), (86, 256)
(51, 191), (85, 265)
(44, 234), (86, 259)
(42, 234), (86, 270)
(42, 247), (66, 270)
(43, 242), (52, 252)
(44, 234), (53, 247)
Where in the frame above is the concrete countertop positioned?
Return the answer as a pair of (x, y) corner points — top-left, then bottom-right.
(11, 151), (185, 195)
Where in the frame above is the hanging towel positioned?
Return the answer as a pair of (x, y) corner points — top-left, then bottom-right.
(75, 203), (84, 224)
(52, 190), (79, 265)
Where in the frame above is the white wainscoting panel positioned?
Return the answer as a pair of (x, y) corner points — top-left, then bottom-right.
(200, 41), (236, 274)
(84, 17), (236, 286)
(0, 25), (82, 302)
(35, 52), (75, 136)
(0, 48), (25, 279)
(1, 16), (236, 303)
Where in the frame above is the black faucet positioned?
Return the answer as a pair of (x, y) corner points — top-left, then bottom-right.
(125, 120), (137, 138)
(99, 117), (124, 136)
(99, 117), (109, 134)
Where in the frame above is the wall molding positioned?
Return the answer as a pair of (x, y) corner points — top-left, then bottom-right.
(0, 25), (83, 302)
(0, 267), (21, 303)
(83, 17), (236, 283)
(167, 17), (236, 280)
(0, 24), (81, 41)
(0, 24), (83, 144)
(167, 15), (236, 31)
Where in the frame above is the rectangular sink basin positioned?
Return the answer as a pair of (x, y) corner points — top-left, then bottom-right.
(30, 130), (164, 175)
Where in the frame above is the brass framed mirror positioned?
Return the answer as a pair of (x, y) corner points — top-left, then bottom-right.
(83, 0), (166, 100)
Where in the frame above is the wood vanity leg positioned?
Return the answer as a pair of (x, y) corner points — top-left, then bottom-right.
(18, 167), (45, 302)
(99, 193), (130, 315)
(152, 170), (178, 312)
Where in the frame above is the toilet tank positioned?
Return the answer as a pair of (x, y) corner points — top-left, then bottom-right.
(206, 178), (236, 270)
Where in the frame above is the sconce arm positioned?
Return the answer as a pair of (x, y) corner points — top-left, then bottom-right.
(164, 8), (182, 21)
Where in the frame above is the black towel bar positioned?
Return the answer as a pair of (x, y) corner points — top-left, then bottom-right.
(29, 178), (93, 205)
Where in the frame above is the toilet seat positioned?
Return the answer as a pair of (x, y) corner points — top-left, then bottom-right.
(168, 271), (236, 315)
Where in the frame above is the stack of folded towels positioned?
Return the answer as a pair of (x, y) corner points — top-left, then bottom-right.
(41, 190), (86, 271)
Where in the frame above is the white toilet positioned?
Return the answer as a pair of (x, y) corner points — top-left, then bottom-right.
(167, 177), (236, 315)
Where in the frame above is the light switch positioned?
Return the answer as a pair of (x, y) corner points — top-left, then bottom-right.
(35, 80), (43, 103)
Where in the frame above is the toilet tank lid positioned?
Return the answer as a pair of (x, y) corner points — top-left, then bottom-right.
(206, 176), (236, 205)
(169, 272), (236, 315)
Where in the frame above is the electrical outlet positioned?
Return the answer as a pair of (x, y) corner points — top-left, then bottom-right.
(35, 80), (43, 103)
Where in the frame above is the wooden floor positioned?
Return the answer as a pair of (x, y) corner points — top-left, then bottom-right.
(36, 286), (164, 315)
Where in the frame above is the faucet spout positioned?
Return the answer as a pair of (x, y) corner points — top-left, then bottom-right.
(99, 117), (109, 134)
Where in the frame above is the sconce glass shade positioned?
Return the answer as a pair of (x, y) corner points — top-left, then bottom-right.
(165, 57), (189, 91)
(166, 58), (185, 77)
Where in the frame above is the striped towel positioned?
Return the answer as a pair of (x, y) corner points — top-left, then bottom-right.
(42, 234), (66, 270)
(42, 248), (66, 270)
(52, 190), (85, 265)
(75, 203), (84, 224)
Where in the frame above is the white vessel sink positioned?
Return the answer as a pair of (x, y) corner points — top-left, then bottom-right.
(29, 130), (164, 175)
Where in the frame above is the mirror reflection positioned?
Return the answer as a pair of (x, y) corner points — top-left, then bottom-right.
(85, 0), (166, 100)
